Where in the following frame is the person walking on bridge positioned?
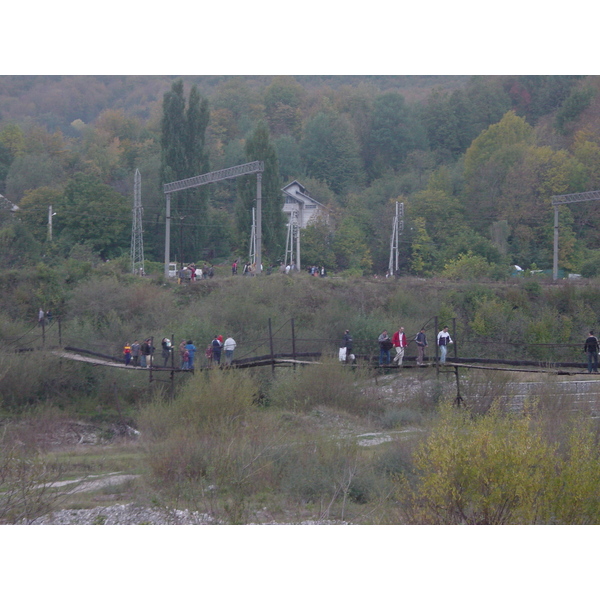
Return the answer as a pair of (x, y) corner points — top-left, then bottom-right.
(378, 330), (393, 366)
(131, 341), (141, 367)
(584, 330), (599, 373)
(185, 340), (197, 370)
(392, 326), (408, 366)
(224, 335), (236, 365)
(415, 328), (427, 366)
(437, 326), (453, 364)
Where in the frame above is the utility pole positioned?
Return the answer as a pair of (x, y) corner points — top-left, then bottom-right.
(131, 169), (145, 275)
(47, 205), (56, 242)
(256, 172), (262, 274)
(164, 193), (171, 279)
(249, 208), (256, 266)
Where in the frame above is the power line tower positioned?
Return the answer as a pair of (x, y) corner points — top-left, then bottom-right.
(131, 169), (145, 275)
(284, 210), (299, 268)
(388, 201), (403, 276)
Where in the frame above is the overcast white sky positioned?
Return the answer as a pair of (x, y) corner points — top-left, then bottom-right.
(5, 2), (599, 75)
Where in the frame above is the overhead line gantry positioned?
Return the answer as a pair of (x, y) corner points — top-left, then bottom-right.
(163, 161), (264, 278)
(551, 190), (600, 281)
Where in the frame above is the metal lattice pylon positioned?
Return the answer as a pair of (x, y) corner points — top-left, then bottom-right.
(284, 210), (299, 268)
(131, 169), (145, 275)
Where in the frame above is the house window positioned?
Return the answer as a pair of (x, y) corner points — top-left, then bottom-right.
(306, 204), (316, 209)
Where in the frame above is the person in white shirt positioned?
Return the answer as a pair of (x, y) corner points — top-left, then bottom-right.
(437, 326), (453, 363)
(224, 336), (237, 365)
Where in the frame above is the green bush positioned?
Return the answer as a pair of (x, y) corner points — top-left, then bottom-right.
(267, 358), (378, 415)
(396, 401), (600, 524)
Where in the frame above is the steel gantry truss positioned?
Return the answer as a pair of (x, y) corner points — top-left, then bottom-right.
(551, 190), (600, 280)
(131, 169), (145, 275)
(163, 161), (264, 278)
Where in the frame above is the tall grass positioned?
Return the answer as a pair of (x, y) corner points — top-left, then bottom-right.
(267, 358), (381, 416)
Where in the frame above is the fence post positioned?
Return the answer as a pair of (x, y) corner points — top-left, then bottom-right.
(452, 317), (458, 361)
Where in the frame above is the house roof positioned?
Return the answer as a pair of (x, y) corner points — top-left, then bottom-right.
(281, 180), (326, 208)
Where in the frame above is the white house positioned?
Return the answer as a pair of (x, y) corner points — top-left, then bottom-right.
(281, 181), (326, 228)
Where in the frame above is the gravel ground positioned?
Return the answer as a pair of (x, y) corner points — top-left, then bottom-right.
(28, 503), (347, 525)
(28, 503), (219, 525)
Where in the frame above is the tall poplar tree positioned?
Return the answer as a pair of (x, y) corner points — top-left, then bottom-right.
(237, 121), (285, 262)
(160, 80), (210, 263)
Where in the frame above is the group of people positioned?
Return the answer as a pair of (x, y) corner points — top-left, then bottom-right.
(307, 265), (326, 277)
(204, 335), (237, 367)
(123, 339), (154, 367)
(123, 334), (237, 369)
(178, 263), (215, 284)
(376, 326), (452, 366)
(340, 325), (453, 367)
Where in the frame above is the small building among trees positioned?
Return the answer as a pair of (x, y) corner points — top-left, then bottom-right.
(281, 180), (327, 228)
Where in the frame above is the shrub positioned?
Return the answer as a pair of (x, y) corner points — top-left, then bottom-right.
(397, 400), (600, 525)
(441, 252), (494, 281)
(398, 402), (557, 524)
(267, 359), (379, 416)
(0, 445), (64, 523)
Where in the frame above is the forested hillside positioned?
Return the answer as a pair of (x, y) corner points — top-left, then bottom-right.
(1, 74), (599, 277)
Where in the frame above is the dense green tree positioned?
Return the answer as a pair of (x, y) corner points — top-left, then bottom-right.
(332, 215), (372, 275)
(264, 76), (305, 138)
(301, 111), (364, 196)
(212, 79), (261, 138)
(300, 216), (336, 271)
(5, 153), (65, 201)
(366, 92), (425, 178)
(273, 135), (304, 182)
(0, 218), (42, 267)
(465, 77), (512, 132)
(421, 87), (462, 158)
(555, 87), (595, 135)
(506, 75), (584, 124)
(463, 111), (534, 232)
(17, 186), (65, 242)
(237, 121), (285, 261)
(0, 141), (14, 194)
(56, 173), (130, 259)
(409, 216), (435, 276)
(160, 80), (210, 263)
(0, 123), (25, 157)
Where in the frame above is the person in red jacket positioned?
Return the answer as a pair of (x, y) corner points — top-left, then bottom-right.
(392, 326), (408, 366)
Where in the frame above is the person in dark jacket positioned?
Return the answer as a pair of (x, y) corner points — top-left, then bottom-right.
(211, 335), (222, 365)
(378, 331), (393, 366)
(584, 330), (599, 373)
(140, 338), (154, 368)
(437, 326), (453, 364)
(415, 328), (427, 366)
